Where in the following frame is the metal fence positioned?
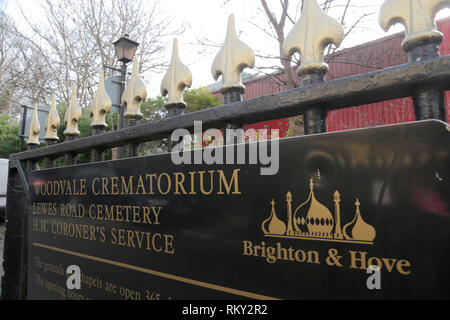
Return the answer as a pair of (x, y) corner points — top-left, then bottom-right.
(2, 0), (450, 300)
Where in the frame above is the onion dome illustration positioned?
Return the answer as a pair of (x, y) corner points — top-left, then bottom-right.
(343, 199), (376, 242)
(293, 179), (334, 236)
(262, 199), (287, 235)
(293, 191), (311, 234)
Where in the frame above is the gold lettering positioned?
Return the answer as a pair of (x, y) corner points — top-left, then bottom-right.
(72, 179), (79, 195)
(121, 176), (134, 195)
(92, 178), (101, 195)
(89, 204), (96, 219)
(146, 174), (157, 194)
(164, 234), (175, 254)
(396, 260), (411, 275)
(101, 177), (109, 195)
(152, 233), (163, 252)
(349, 250), (367, 270)
(136, 175), (147, 194)
(142, 207), (152, 224)
(157, 173), (171, 195)
(132, 206), (141, 223)
(116, 206), (124, 222)
(218, 169), (241, 195)
(110, 177), (119, 195)
(199, 171), (214, 195)
(243, 241), (253, 256)
(80, 179), (87, 195)
(66, 179), (72, 195)
(127, 230), (136, 247)
(96, 204), (104, 220)
(105, 205), (113, 221)
(152, 207), (162, 225)
(189, 171), (196, 195)
(124, 205), (132, 223)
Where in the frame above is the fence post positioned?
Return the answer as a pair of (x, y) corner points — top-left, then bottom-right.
(90, 73), (111, 162)
(44, 95), (60, 168)
(63, 86), (82, 165)
(380, 0), (449, 121)
(1, 162), (29, 300)
(282, 0), (344, 135)
(2, 103), (41, 299)
(122, 58), (147, 158)
(212, 14), (255, 144)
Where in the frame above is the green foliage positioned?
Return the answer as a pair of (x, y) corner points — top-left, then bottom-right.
(184, 88), (221, 113)
(138, 88), (221, 155)
(140, 88), (221, 123)
(140, 96), (167, 124)
(0, 114), (21, 158)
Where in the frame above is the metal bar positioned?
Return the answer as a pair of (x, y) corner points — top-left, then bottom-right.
(1, 162), (28, 300)
(408, 43), (446, 121)
(20, 107), (27, 152)
(91, 126), (106, 162)
(20, 105), (50, 112)
(25, 145), (39, 173)
(223, 87), (244, 144)
(125, 118), (141, 158)
(117, 62), (127, 160)
(9, 56), (450, 162)
(413, 85), (446, 121)
(10, 160), (30, 202)
(44, 140), (57, 168)
(301, 72), (327, 135)
(64, 134), (78, 166)
(166, 103), (186, 152)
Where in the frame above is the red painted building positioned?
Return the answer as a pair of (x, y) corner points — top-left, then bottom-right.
(213, 17), (450, 135)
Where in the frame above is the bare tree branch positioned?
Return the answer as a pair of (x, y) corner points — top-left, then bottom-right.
(2, 0), (184, 115)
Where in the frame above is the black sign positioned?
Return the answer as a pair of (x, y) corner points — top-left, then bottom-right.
(28, 120), (450, 299)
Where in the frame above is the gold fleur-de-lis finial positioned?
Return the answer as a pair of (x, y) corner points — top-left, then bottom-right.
(64, 86), (82, 136)
(123, 58), (147, 119)
(161, 38), (193, 106)
(379, 0), (450, 52)
(44, 95), (60, 141)
(282, 0), (344, 76)
(27, 103), (40, 145)
(90, 72), (112, 128)
(211, 14), (255, 92)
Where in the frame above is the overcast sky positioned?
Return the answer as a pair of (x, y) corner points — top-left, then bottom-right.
(6, 0), (450, 98)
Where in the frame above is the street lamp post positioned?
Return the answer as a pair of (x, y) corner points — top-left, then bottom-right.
(112, 34), (140, 131)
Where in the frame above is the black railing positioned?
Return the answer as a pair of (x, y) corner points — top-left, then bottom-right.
(8, 55), (450, 164)
(2, 25), (450, 301)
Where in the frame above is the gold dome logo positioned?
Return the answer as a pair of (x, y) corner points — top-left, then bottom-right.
(262, 179), (376, 245)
